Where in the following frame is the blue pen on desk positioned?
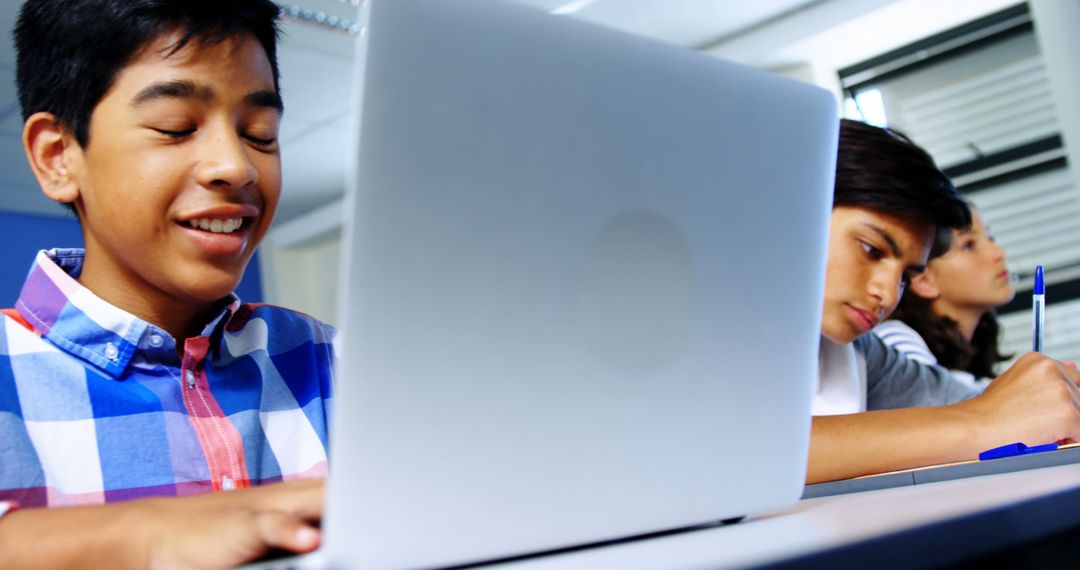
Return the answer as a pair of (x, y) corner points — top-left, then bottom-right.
(979, 441), (1059, 461)
(1033, 265), (1044, 352)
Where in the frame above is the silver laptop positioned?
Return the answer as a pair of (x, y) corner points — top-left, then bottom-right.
(298, 0), (838, 567)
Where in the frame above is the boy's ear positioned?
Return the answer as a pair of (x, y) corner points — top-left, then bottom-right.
(22, 112), (82, 205)
(909, 271), (940, 300)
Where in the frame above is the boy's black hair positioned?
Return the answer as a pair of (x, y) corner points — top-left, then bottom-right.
(835, 119), (971, 232)
(14, 0), (282, 147)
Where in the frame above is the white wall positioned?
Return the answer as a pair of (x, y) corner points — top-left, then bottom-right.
(262, 196), (345, 322)
(1030, 0), (1080, 195)
(706, 0), (1022, 99)
(262, 229), (341, 325)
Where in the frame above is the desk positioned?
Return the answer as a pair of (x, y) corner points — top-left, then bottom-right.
(501, 464), (1080, 569)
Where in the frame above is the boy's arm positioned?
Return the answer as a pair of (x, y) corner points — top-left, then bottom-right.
(0, 478), (323, 569)
(808, 353), (1080, 484)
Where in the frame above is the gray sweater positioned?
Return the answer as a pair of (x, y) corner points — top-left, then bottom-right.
(857, 333), (982, 410)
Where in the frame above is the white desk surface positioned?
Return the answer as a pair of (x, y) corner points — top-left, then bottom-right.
(502, 463), (1080, 569)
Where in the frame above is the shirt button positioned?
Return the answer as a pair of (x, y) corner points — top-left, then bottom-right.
(104, 342), (119, 361)
(222, 476), (236, 491)
(149, 334), (164, 347)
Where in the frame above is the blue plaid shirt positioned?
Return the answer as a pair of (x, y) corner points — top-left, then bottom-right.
(0, 249), (335, 511)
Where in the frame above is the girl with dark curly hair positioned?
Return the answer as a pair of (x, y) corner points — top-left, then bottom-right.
(874, 206), (1014, 389)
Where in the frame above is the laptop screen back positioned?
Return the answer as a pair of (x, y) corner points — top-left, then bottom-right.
(326, 0), (839, 567)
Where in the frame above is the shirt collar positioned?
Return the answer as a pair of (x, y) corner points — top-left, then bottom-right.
(14, 249), (239, 379)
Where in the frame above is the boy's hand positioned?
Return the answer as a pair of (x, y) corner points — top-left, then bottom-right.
(808, 352), (1080, 484)
(961, 352), (1080, 446)
(140, 478), (324, 569)
(0, 479), (324, 570)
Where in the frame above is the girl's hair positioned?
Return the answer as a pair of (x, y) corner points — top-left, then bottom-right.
(888, 227), (1012, 378)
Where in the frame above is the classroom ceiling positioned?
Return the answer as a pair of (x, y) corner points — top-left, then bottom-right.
(0, 0), (1012, 225)
(515, 0), (819, 49)
(0, 0), (823, 223)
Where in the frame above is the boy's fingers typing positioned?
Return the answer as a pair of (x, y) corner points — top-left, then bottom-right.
(142, 483), (325, 570)
(254, 510), (322, 552)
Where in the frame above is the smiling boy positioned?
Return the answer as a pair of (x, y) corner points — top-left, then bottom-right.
(1, 1), (332, 567)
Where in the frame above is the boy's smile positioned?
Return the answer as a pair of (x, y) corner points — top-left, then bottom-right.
(177, 202), (263, 257)
(59, 32), (282, 339)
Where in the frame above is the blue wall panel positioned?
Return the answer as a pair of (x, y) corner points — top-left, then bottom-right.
(0, 210), (84, 306)
(0, 210), (263, 308)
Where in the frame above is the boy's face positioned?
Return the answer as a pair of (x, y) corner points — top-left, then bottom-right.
(821, 206), (934, 345)
(66, 32), (281, 313)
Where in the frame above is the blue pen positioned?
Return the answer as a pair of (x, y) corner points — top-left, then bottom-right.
(979, 441), (1059, 461)
(1033, 265), (1044, 352)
